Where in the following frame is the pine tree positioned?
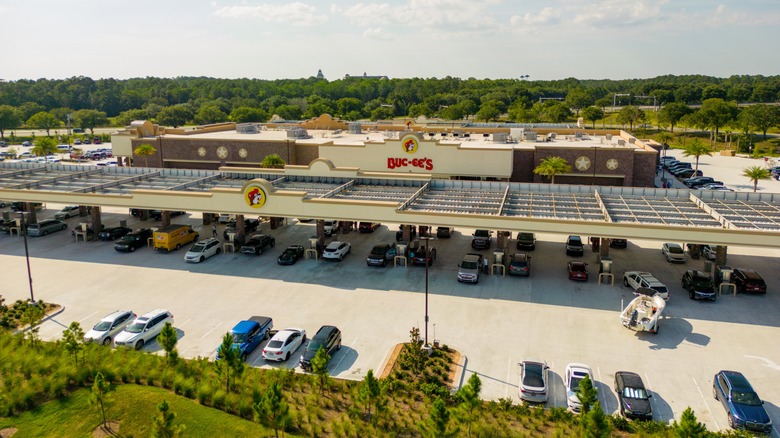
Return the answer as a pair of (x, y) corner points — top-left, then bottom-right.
(89, 372), (114, 430)
(157, 322), (179, 365)
(455, 373), (482, 437)
(581, 401), (611, 438)
(61, 321), (85, 365)
(253, 381), (291, 438)
(418, 396), (460, 438)
(310, 345), (331, 396)
(673, 407), (708, 437)
(151, 399), (185, 438)
(576, 374), (598, 415)
(215, 332), (243, 392)
(357, 369), (385, 422)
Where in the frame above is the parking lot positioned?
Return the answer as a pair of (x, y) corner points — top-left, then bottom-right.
(1, 201), (779, 435)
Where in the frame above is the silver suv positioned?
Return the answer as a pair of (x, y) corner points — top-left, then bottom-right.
(84, 310), (136, 345)
(114, 309), (174, 350)
(457, 253), (484, 284)
(26, 219), (67, 237)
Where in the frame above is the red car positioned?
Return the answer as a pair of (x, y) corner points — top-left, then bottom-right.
(567, 261), (588, 281)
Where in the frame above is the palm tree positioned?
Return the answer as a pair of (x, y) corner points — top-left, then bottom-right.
(656, 131), (673, 148)
(742, 166), (771, 193)
(681, 139), (712, 174)
(134, 143), (157, 167)
(31, 137), (58, 157)
(533, 156), (571, 184)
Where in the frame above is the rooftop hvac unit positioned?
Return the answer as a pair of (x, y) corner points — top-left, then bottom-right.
(287, 127), (311, 139)
(493, 132), (507, 143)
(348, 123), (362, 134)
(617, 139), (626, 146)
(236, 123), (259, 134)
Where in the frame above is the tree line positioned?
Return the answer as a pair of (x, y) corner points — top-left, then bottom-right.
(0, 74), (778, 140)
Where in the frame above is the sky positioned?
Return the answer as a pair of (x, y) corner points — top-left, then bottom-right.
(1, 0), (778, 81)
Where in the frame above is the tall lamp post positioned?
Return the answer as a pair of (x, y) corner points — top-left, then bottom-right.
(420, 235), (434, 347)
(19, 212), (35, 303)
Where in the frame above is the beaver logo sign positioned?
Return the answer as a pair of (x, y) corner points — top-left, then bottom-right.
(401, 135), (419, 154)
(244, 184), (267, 208)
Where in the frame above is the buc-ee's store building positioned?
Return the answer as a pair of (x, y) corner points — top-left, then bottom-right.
(113, 116), (658, 187)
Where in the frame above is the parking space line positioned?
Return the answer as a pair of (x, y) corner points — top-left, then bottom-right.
(177, 318), (191, 328)
(644, 373), (660, 420)
(79, 311), (99, 323)
(692, 376), (720, 430)
(505, 357), (513, 399)
(333, 337), (357, 372)
(199, 322), (222, 340)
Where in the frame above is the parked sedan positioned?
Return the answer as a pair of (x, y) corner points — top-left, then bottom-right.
(114, 229), (152, 252)
(436, 226), (453, 238)
(223, 218), (260, 240)
(367, 243), (397, 267)
(184, 238), (222, 263)
(518, 360), (549, 403)
(682, 270), (716, 301)
(299, 325), (341, 371)
(323, 241), (351, 261)
(98, 226), (132, 241)
(263, 328), (306, 362)
(277, 245), (305, 265)
(713, 370), (772, 434)
(54, 205), (81, 220)
(411, 245), (437, 266)
(565, 363), (594, 412)
(615, 371), (653, 420)
(567, 261), (588, 281)
(84, 310), (137, 345)
(508, 253), (531, 276)
(661, 242), (686, 263)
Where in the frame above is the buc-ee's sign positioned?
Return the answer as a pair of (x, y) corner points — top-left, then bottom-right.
(387, 135), (434, 171)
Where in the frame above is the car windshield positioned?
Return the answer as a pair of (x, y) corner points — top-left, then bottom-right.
(190, 243), (206, 252)
(267, 340), (283, 348)
(523, 363), (545, 387)
(475, 230), (490, 237)
(370, 246), (387, 255)
(732, 391), (762, 406)
(622, 387), (648, 399)
(569, 375), (584, 392)
(461, 261), (478, 269)
(668, 246), (683, 254)
(568, 237), (582, 245)
(93, 321), (112, 331)
(125, 321), (146, 333)
(653, 286), (669, 294)
(232, 333), (248, 343)
(308, 339), (324, 351)
(282, 249), (295, 257)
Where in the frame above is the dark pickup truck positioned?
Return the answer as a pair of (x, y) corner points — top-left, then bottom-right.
(240, 234), (276, 255)
(223, 218), (260, 240)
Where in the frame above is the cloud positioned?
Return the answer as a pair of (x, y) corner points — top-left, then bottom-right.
(335, 0), (498, 32)
(510, 7), (561, 27)
(573, 0), (663, 27)
(214, 2), (326, 26)
(363, 27), (393, 40)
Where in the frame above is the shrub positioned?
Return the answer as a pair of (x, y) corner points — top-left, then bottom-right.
(182, 378), (197, 399)
(212, 389), (227, 410)
(197, 382), (213, 405)
(173, 374), (186, 395)
(608, 414), (633, 432)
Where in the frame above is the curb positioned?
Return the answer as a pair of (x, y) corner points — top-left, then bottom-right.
(12, 305), (66, 335)
(450, 353), (468, 393)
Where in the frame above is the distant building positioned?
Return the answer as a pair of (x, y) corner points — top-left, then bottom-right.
(344, 72), (388, 80)
(316, 69), (324, 80)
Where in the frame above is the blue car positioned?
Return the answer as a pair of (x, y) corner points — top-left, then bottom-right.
(713, 370), (772, 434)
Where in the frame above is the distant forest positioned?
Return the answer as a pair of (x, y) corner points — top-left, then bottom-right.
(0, 74), (778, 133)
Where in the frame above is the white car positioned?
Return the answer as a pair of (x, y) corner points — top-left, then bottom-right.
(700, 244), (717, 260)
(84, 310), (136, 345)
(262, 328), (307, 361)
(114, 309), (174, 350)
(184, 238), (221, 263)
(661, 242), (686, 263)
(519, 359), (549, 403)
(565, 363), (594, 412)
(54, 205), (81, 220)
(322, 241), (351, 261)
(623, 271), (669, 300)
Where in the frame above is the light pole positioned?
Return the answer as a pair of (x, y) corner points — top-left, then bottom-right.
(420, 236), (434, 347)
(19, 211), (35, 303)
(592, 146), (597, 185)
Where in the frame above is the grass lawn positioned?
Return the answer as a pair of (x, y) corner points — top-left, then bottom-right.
(0, 384), (283, 437)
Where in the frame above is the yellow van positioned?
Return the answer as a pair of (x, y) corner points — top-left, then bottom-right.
(153, 224), (199, 252)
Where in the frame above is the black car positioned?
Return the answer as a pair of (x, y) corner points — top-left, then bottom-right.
(516, 232), (536, 250)
(366, 243), (397, 267)
(610, 238), (628, 249)
(224, 218), (260, 240)
(114, 229), (152, 252)
(149, 210), (186, 220)
(615, 371), (653, 420)
(565, 235), (584, 256)
(277, 245), (305, 265)
(436, 227), (453, 238)
(681, 270), (716, 301)
(299, 325), (341, 372)
(411, 246), (437, 266)
(98, 226), (133, 241)
(240, 234), (276, 255)
(358, 222), (380, 233)
(396, 225), (417, 242)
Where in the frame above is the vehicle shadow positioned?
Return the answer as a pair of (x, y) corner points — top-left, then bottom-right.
(648, 389), (674, 424)
(595, 380), (619, 415)
(328, 346), (358, 378)
(633, 317), (692, 350)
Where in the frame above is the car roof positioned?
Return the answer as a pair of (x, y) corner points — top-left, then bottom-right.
(616, 371), (644, 388)
(313, 325), (338, 339)
(272, 328), (303, 339)
(102, 310), (133, 321)
(139, 309), (170, 319)
(718, 370), (753, 391)
(566, 363), (592, 374)
(326, 241), (344, 248)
